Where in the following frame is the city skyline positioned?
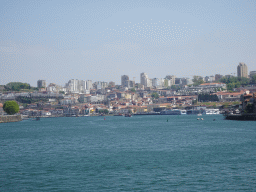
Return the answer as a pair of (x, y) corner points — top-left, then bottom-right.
(0, 0), (256, 86)
(1, 64), (254, 88)
(34, 66), (252, 90)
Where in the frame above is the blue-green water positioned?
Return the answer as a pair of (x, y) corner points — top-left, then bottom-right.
(1, 115), (256, 191)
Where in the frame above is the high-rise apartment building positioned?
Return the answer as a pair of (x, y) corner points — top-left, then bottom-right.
(37, 80), (46, 88)
(237, 62), (248, 78)
(147, 79), (152, 88)
(86, 80), (93, 90)
(121, 75), (129, 86)
(152, 78), (162, 88)
(94, 81), (108, 90)
(164, 79), (172, 87)
(66, 79), (86, 93)
(140, 72), (149, 87)
(204, 76), (215, 83)
(165, 75), (175, 85)
(124, 80), (135, 88)
(175, 77), (191, 85)
(79, 80), (86, 92)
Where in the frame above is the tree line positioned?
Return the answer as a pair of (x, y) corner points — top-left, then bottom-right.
(193, 75), (256, 91)
(218, 76), (256, 91)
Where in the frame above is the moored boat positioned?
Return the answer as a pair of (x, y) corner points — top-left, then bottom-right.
(180, 110), (187, 115)
(114, 113), (123, 116)
(160, 109), (181, 115)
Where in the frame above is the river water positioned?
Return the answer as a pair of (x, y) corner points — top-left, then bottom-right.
(1, 115), (256, 191)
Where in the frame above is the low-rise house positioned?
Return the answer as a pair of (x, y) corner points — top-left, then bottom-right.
(28, 103), (38, 108)
(158, 96), (197, 104)
(78, 94), (91, 103)
(0, 103), (4, 115)
(41, 111), (51, 116)
(199, 82), (226, 89)
(116, 92), (125, 99)
(63, 106), (80, 116)
(22, 110), (41, 116)
(107, 93), (117, 100)
(147, 104), (166, 112)
(0, 93), (15, 100)
(134, 106), (148, 113)
(49, 109), (64, 116)
(85, 94), (106, 104)
(181, 83), (226, 94)
(241, 93), (256, 113)
(60, 98), (77, 105)
(215, 90), (248, 102)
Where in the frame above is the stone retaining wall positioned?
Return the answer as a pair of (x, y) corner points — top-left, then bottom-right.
(0, 115), (22, 123)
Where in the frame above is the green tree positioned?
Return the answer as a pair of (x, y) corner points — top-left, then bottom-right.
(171, 85), (181, 91)
(192, 99), (197, 105)
(171, 85), (176, 90)
(244, 103), (254, 113)
(192, 76), (204, 86)
(3, 101), (20, 115)
(227, 83), (236, 91)
(239, 77), (250, 85)
(5, 82), (31, 91)
(251, 75), (256, 84)
(130, 88), (136, 92)
(220, 76), (250, 91)
(98, 109), (109, 114)
(151, 92), (159, 99)
(223, 103), (229, 109)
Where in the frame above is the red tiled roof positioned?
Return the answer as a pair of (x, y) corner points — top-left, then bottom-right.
(215, 91), (245, 96)
(200, 83), (225, 85)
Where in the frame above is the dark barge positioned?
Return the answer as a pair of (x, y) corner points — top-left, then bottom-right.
(224, 113), (256, 121)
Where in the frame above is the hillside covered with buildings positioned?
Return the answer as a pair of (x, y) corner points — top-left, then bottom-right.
(1, 63), (256, 117)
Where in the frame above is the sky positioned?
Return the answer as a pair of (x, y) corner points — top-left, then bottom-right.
(0, 0), (255, 86)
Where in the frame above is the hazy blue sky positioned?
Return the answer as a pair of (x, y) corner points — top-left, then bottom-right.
(0, 0), (255, 86)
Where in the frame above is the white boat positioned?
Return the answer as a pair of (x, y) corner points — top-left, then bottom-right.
(160, 109), (181, 115)
(197, 113), (202, 116)
(181, 110), (187, 115)
(206, 110), (213, 115)
(206, 109), (220, 115)
(213, 109), (220, 114)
